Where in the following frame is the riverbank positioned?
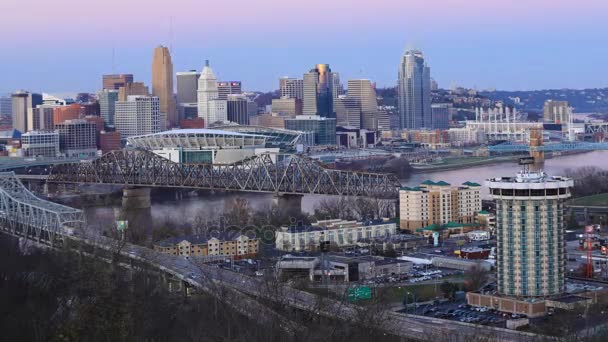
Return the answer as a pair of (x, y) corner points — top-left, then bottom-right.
(411, 155), (521, 173)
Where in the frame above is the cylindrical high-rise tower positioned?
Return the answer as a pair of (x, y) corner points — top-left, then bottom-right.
(487, 163), (573, 297)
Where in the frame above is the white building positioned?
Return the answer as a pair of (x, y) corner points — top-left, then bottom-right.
(197, 60), (227, 126)
(115, 95), (164, 138)
(275, 219), (397, 252)
(21, 130), (60, 157)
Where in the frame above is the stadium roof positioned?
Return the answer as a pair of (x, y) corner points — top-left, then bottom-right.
(127, 129), (268, 150)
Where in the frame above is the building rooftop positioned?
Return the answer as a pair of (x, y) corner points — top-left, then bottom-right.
(154, 231), (255, 247)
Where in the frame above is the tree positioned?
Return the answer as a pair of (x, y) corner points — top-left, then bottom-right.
(440, 281), (459, 300)
(464, 263), (489, 291)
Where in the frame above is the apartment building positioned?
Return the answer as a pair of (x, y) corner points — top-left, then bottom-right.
(154, 232), (259, 259)
(399, 180), (481, 232)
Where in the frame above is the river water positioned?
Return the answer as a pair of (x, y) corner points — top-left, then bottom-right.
(83, 151), (608, 233)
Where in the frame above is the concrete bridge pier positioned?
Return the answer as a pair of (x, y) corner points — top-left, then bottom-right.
(122, 187), (151, 209)
(273, 194), (303, 219)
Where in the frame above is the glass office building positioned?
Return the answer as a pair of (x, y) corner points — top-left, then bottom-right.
(285, 115), (336, 145)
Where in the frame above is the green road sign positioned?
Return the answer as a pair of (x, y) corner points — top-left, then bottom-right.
(347, 286), (372, 301)
(116, 220), (128, 231)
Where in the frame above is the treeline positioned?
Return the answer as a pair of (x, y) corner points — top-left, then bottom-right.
(565, 166), (608, 197)
(335, 156), (412, 178)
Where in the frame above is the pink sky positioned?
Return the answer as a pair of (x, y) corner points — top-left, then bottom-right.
(2, 0), (607, 44)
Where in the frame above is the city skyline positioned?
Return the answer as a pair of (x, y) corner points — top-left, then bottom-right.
(2, 0), (608, 94)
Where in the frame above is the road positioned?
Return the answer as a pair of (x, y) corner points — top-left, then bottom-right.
(67, 231), (545, 342)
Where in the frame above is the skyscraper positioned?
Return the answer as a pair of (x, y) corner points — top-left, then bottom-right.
(226, 94), (250, 125)
(152, 45), (177, 128)
(197, 60), (227, 126)
(98, 89), (119, 127)
(398, 50), (431, 129)
(115, 96), (164, 138)
(347, 79), (378, 130)
(103, 74), (134, 90)
(279, 77), (304, 100)
(431, 103), (450, 129)
(27, 105), (56, 131)
(488, 166), (573, 297)
(0, 95), (13, 116)
(334, 96), (361, 128)
(11, 90), (42, 133)
(118, 82), (149, 101)
(303, 64), (334, 118)
(217, 81), (242, 100)
(176, 70), (201, 105)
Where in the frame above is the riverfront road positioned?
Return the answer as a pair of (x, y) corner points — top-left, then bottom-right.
(69, 232), (543, 342)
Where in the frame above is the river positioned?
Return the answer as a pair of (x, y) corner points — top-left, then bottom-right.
(82, 151), (608, 234)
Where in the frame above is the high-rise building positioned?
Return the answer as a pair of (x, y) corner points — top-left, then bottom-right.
(398, 50), (431, 129)
(99, 131), (122, 153)
(11, 90), (43, 133)
(399, 180), (481, 231)
(334, 96), (361, 128)
(543, 100), (570, 124)
(431, 103), (450, 129)
(197, 60), (227, 126)
(118, 82), (149, 101)
(226, 94), (250, 125)
(285, 115), (336, 145)
(347, 79), (378, 130)
(98, 89), (119, 127)
(21, 130), (60, 157)
(332, 72), (344, 99)
(103, 74), (134, 90)
(303, 64), (334, 118)
(53, 103), (85, 125)
(217, 81), (242, 101)
(152, 46), (177, 128)
(115, 96), (163, 138)
(176, 70), (201, 105)
(271, 98), (302, 117)
(279, 77), (304, 100)
(55, 119), (98, 157)
(488, 167), (573, 297)
(27, 105), (56, 131)
(0, 95), (12, 116)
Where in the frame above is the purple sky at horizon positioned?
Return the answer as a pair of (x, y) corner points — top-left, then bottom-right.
(1, 0), (608, 95)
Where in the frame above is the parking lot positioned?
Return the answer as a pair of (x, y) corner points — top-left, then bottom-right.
(401, 300), (516, 328)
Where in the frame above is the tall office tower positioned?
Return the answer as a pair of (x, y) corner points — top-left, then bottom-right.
(226, 94), (250, 125)
(103, 74), (134, 90)
(55, 119), (98, 157)
(430, 78), (439, 91)
(376, 110), (391, 131)
(152, 46), (177, 128)
(53, 103), (86, 125)
(217, 81), (242, 100)
(98, 89), (119, 126)
(279, 77), (304, 100)
(197, 60), (227, 126)
(271, 98), (302, 117)
(431, 103), (450, 129)
(11, 90), (43, 133)
(332, 72), (344, 98)
(303, 64), (334, 118)
(27, 105), (56, 131)
(334, 96), (361, 128)
(543, 100), (570, 124)
(176, 70), (201, 104)
(0, 95), (12, 116)
(398, 50), (431, 129)
(115, 96), (163, 138)
(487, 166), (573, 297)
(347, 79), (378, 130)
(118, 82), (149, 101)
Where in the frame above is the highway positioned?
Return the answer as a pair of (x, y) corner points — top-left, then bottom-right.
(67, 231), (545, 342)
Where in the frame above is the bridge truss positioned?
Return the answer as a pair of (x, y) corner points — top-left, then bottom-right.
(48, 150), (401, 199)
(488, 141), (608, 153)
(0, 172), (85, 244)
